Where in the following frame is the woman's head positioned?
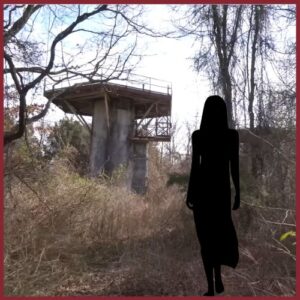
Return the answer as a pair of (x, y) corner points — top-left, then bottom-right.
(200, 95), (229, 132)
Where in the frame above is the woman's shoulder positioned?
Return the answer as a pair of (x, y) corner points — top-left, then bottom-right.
(227, 129), (239, 142)
(228, 128), (239, 136)
(191, 130), (201, 141)
(192, 130), (201, 137)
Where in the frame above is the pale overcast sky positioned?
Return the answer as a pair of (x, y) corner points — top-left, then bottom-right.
(44, 5), (210, 136)
(42, 3), (295, 147)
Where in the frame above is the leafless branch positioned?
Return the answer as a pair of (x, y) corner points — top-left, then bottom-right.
(4, 5), (43, 45)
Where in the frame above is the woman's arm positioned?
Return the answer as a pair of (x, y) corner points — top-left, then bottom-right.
(230, 130), (240, 210)
(186, 130), (200, 209)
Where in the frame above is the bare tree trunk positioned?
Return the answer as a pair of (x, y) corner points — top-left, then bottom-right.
(211, 5), (243, 128)
(248, 5), (262, 177)
(248, 6), (261, 130)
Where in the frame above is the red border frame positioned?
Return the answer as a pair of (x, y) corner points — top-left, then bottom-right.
(0, 1), (298, 4)
(1, 0), (298, 299)
(0, 0), (3, 298)
(296, 0), (299, 298)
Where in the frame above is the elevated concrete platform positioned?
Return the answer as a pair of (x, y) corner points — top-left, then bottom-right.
(44, 78), (172, 194)
(44, 81), (171, 119)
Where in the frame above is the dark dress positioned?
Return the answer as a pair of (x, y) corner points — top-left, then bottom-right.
(187, 129), (239, 268)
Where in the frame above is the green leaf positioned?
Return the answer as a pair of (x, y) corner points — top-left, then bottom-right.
(279, 231), (296, 241)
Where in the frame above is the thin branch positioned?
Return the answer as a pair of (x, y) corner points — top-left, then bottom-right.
(4, 5), (26, 29)
(106, 7), (173, 38)
(258, 212), (296, 227)
(4, 52), (22, 93)
(241, 200), (295, 212)
(4, 5), (43, 45)
(3, 66), (80, 75)
(26, 89), (67, 125)
(244, 129), (295, 165)
(13, 172), (52, 212)
(23, 5), (108, 93)
(227, 6), (243, 64)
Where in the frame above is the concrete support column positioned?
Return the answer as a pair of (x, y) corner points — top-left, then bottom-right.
(90, 97), (149, 194)
(89, 100), (108, 176)
(131, 141), (148, 194)
(106, 99), (134, 175)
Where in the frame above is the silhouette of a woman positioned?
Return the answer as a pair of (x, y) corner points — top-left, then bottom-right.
(186, 95), (240, 296)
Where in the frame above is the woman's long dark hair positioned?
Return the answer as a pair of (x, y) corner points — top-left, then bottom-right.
(200, 95), (229, 133)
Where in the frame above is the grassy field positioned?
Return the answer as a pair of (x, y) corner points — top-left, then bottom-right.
(4, 146), (295, 296)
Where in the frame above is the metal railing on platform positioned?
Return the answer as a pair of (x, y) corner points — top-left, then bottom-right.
(44, 68), (172, 96)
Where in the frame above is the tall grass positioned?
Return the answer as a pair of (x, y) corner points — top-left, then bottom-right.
(4, 154), (190, 295)
(4, 144), (295, 296)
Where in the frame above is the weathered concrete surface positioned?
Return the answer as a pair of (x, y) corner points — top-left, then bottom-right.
(131, 141), (148, 194)
(89, 100), (109, 176)
(106, 99), (134, 177)
(90, 97), (149, 194)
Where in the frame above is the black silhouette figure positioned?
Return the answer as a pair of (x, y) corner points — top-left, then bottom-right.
(186, 95), (240, 296)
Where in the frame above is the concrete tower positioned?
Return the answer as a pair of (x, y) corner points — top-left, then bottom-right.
(44, 78), (172, 194)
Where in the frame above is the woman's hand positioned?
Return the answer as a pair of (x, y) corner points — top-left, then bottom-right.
(232, 194), (240, 210)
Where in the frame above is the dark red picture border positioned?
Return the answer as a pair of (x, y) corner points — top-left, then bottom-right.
(0, 0), (298, 299)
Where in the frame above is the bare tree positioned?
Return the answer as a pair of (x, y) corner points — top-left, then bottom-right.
(4, 4), (162, 145)
(172, 4), (295, 178)
(172, 4), (295, 129)
(173, 5), (244, 128)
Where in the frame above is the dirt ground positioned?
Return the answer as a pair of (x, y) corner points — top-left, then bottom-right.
(52, 230), (295, 296)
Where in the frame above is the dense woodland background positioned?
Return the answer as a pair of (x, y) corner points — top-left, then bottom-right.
(3, 4), (296, 296)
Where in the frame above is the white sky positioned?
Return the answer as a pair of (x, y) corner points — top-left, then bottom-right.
(45, 34), (209, 126)
(44, 5), (210, 136)
(26, 4), (295, 149)
(135, 36), (210, 125)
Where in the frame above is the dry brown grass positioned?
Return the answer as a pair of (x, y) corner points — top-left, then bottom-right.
(4, 154), (189, 295)
(4, 146), (296, 296)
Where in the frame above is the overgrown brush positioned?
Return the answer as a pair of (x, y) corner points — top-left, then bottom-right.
(4, 142), (295, 296)
(4, 154), (187, 295)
